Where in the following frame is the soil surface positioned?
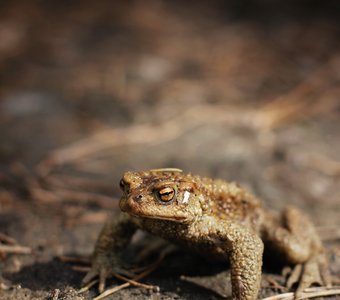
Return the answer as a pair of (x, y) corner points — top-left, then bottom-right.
(0, 1), (339, 299)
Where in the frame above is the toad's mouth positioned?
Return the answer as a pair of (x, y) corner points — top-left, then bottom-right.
(119, 197), (189, 223)
(128, 212), (188, 223)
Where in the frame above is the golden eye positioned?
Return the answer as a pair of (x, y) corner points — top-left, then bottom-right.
(155, 186), (176, 203)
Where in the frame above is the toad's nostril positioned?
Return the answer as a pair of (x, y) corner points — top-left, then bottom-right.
(133, 194), (143, 202)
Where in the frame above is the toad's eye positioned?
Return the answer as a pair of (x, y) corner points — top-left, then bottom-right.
(119, 179), (130, 194)
(155, 186), (176, 203)
(119, 179), (125, 191)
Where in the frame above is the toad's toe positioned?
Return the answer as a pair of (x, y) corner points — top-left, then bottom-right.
(286, 254), (331, 299)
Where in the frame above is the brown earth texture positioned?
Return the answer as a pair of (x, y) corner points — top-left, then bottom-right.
(0, 1), (339, 299)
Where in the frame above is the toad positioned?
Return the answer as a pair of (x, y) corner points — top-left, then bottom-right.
(83, 168), (331, 300)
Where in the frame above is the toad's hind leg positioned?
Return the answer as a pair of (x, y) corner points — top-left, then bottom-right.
(263, 206), (331, 295)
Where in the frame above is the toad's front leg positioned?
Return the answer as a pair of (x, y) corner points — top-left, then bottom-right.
(82, 213), (138, 292)
(202, 220), (264, 300)
(227, 224), (263, 300)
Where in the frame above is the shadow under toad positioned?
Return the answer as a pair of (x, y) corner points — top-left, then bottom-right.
(3, 249), (287, 299)
(3, 251), (228, 297)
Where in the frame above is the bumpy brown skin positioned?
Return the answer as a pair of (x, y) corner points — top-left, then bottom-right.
(83, 169), (331, 300)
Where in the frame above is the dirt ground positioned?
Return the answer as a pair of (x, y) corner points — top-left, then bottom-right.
(0, 1), (339, 299)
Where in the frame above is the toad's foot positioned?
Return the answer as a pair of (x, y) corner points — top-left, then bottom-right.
(83, 213), (138, 293)
(287, 254), (332, 297)
(82, 254), (134, 293)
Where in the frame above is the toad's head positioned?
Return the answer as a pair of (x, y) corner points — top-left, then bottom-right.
(119, 169), (204, 224)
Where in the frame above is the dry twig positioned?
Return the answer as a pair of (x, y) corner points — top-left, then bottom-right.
(263, 276), (287, 291)
(111, 272), (157, 290)
(72, 265), (91, 273)
(0, 244), (32, 254)
(0, 233), (17, 245)
(76, 264), (159, 300)
(58, 255), (90, 264)
(31, 186), (117, 209)
(77, 279), (98, 294)
(258, 60), (340, 129)
(92, 281), (131, 300)
(262, 286), (340, 300)
(0, 232), (31, 256)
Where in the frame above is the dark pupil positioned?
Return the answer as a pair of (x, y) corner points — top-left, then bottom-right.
(159, 188), (174, 202)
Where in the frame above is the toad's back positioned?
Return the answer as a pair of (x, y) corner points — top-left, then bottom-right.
(193, 176), (265, 234)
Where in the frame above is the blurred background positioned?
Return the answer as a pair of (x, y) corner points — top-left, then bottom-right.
(0, 1), (339, 299)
